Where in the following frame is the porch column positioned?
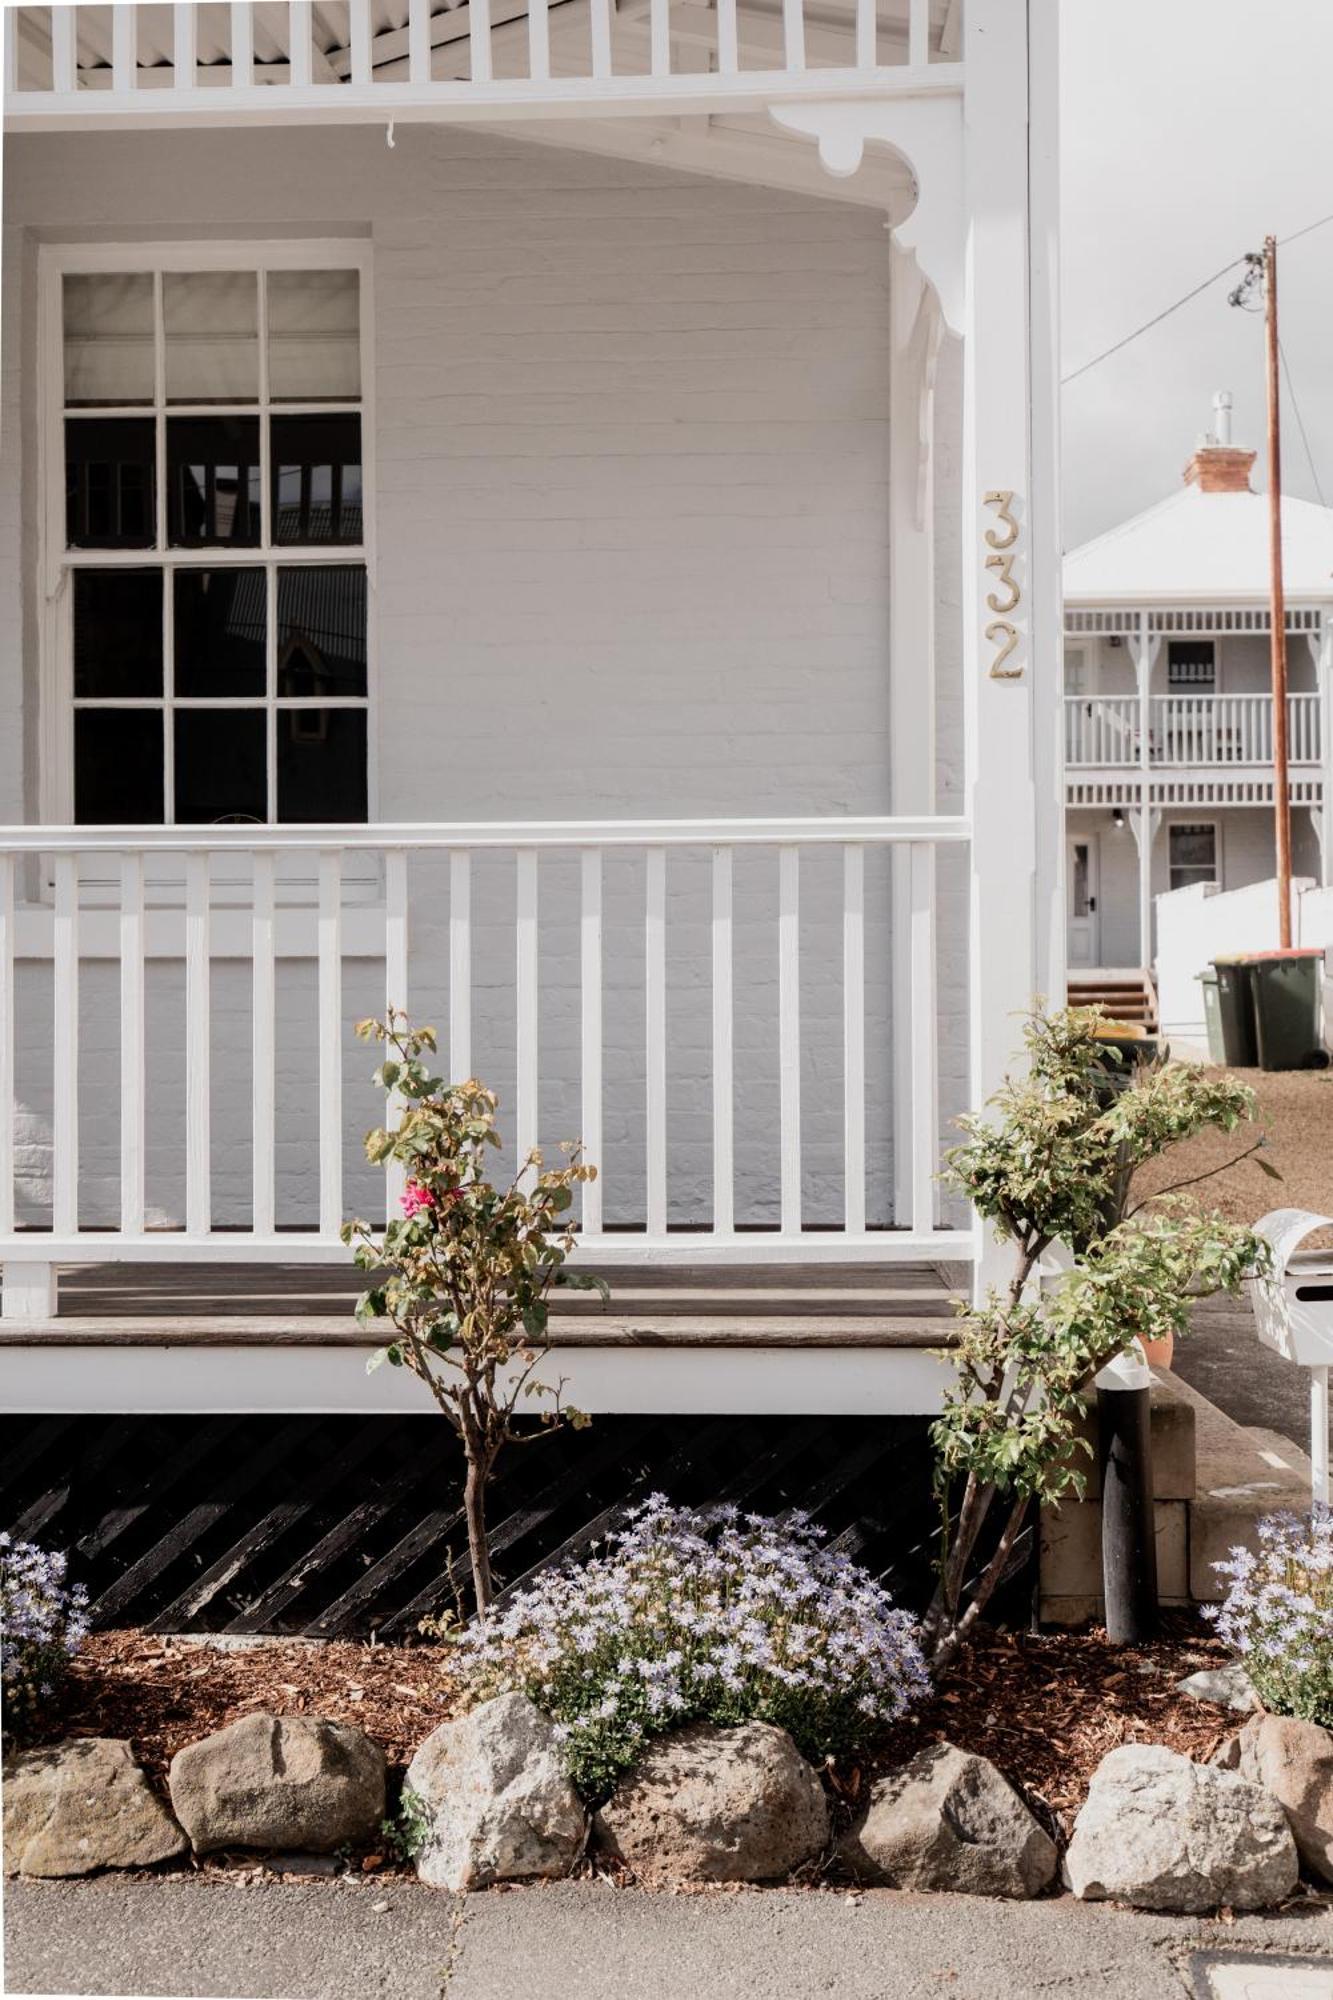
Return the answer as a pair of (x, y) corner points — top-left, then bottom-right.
(889, 243), (942, 1228)
(962, 0), (1062, 1294)
(1128, 610), (1161, 968)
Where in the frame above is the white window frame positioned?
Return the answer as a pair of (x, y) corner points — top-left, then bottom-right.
(1166, 638), (1217, 691)
(37, 239), (377, 832)
(1167, 818), (1221, 892)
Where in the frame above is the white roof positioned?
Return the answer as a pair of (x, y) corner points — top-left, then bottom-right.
(1064, 484), (1333, 606)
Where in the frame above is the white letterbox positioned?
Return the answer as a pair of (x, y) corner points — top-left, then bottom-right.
(1251, 1209), (1333, 1366)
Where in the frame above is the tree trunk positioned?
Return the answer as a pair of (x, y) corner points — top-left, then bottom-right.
(463, 1454), (495, 1613)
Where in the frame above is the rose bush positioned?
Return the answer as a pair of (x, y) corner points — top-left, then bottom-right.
(452, 1496), (928, 1800)
(1, 1535), (90, 1743)
(1208, 1509), (1333, 1725)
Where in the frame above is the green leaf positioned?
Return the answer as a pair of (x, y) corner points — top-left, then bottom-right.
(1257, 1156), (1284, 1180)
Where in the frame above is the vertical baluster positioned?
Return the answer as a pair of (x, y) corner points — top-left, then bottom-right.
(0, 855), (13, 1238)
(113, 4), (137, 92)
(711, 847), (734, 1237)
(251, 850), (276, 1237)
(649, 0), (670, 77)
(528, 0), (550, 81)
(52, 854), (78, 1239)
(230, 0), (253, 86)
(843, 844), (866, 1236)
(449, 851), (472, 1080)
(515, 850), (539, 1169)
(590, 0), (612, 78)
(580, 850), (603, 1237)
(778, 845), (800, 1235)
(318, 851), (343, 1239)
(407, 0), (431, 82)
(384, 850), (408, 1219)
(782, 0), (804, 73)
(184, 852), (210, 1237)
(289, 0), (312, 86)
(51, 7), (77, 92)
(645, 847), (667, 1240)
(350, 0), (371, 83)
(909, 0), (929, 66)
(855, 0), (875, 69)
(716, 0), (738, 74)
(173, 3), (197, 87)
(909, 843), (938, 1236)
(3, 7), (17, 96)
(119, 852), (145, 1237)
(471, 0), (493, 81)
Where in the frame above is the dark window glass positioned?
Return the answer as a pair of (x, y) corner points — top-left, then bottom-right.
(278, 708), (367, 822)
(167, 415), (261, 547)
(174, 709), (267, 823)
(65, 418), (156, 549)
(271, 414), (362, 544)
(173, 568), (266, 696)
(73, 569), (162, 697)
(75, 710), (164, 823)
(277, 567), (367, 696)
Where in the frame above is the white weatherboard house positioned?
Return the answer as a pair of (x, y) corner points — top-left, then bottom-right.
(1063, 392), (1333, 1010)
(0, 0), (1061, 1421)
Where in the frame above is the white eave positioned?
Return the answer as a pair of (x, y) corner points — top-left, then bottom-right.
(1063, 484), (1333, 608)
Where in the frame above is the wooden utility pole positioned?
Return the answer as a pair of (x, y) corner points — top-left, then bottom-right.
(1265, 235), (1294, 947)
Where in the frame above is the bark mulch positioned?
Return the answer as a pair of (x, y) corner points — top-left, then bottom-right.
(1133, 1065), (1333, 1228)
(57, 1619), (1240, 1840)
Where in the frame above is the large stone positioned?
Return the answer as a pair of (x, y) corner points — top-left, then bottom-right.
(842, 1742), (1057, 1899)
(406, 1693), (585, 1891)
(593, 1721), (828, 1885)
(1064, 1742), (1298, 1912)
(168, 1712), (385, 1855)
(1233, 1713), (1333, 1883)
(3, 1738), (186, 1878)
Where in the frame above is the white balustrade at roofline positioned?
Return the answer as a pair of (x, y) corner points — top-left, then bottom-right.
(0, 815), (969, 1300)
(1064, 692), (1322, 771)
(4, 0), (962, 129)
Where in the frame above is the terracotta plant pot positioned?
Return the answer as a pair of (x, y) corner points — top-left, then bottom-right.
(1137, 1332), (1174, 1371)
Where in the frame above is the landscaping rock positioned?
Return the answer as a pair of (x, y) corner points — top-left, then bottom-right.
(168, 1712), (385, 1855)
(1232, 1713), (1333, 1883)
(3, 1738), (187, 1879)
(841, 1742), (1057, 1899)
(405, 1693), (586, 1891)
(1175, 1664), (1258, 1713)
(593, 1721), (828, 1885)
(1064, 1742), (1298, 1911)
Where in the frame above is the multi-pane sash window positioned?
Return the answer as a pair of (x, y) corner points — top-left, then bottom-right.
(1168, 822), (1218, 891)
(55, 248), (370, 825)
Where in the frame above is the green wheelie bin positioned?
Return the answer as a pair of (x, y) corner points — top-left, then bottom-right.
(1211, 955), (1259, 1067)
(1244, 948), (1327, 1071)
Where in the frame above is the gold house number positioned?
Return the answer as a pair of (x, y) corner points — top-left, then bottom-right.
(983, 489), (1022, 679)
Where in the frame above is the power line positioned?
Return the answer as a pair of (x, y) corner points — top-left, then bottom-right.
(1061, 208), (1333, 388)
(1279, 337), (1327, 507)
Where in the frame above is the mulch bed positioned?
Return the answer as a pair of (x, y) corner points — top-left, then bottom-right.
(53, 1617), (1241, 1845)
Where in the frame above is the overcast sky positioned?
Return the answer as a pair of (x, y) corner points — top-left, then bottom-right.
(1061, 0), (1333, 550)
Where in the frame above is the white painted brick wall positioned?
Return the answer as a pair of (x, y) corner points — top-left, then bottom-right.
(1, 125), (967, 1234)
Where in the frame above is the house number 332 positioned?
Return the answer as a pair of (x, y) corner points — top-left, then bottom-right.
(983, 490), (1023, 679)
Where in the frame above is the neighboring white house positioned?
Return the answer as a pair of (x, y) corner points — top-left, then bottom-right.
(1062, 392), (1333, 1002)
(0, 0), (1063, 1415)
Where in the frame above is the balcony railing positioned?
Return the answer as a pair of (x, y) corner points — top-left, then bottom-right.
(0, 815), (968, 1298)
(1065, 693), (1323, 771)
(5, 0), (964, 126)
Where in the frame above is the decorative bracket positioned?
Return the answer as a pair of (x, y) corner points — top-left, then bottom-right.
(769, 95), (964, 335)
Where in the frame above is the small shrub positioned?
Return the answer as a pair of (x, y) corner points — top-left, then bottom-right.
(1207, 1509), (1333, 1725)
(381, 1784), (431, 1864)
(0, 1535), (90, 1742)
(452, 1497), (929, 1800)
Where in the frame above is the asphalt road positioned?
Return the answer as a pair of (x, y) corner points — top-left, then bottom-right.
(6, 1876), (1333, 2000)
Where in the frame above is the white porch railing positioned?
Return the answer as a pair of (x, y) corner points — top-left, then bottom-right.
(5, 0), (963, 127)
(0, 816), (968, 1301)
(1065, 693), (1323, 770)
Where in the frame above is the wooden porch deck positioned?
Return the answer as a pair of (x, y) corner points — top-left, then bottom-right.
(0, 1259), (961, 1348)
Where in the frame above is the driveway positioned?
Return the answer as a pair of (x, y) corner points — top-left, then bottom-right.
(5, 1876), (1333, 2000)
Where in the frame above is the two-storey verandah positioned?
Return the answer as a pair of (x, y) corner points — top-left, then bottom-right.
(0, 0), (1061, 1417)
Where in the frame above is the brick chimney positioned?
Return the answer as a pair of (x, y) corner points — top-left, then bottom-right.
(1183, 390), (1255, 493)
